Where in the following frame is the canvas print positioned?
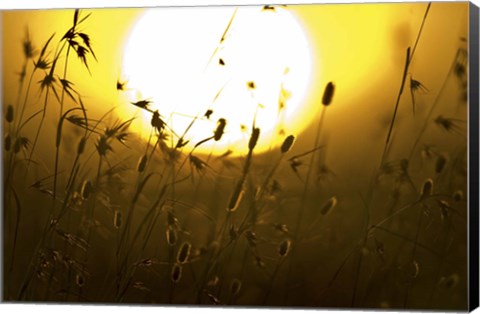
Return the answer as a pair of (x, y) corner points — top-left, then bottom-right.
(1, 2), (476, 310)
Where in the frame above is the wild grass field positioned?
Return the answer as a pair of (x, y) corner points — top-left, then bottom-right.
(1, 2), (470, 310)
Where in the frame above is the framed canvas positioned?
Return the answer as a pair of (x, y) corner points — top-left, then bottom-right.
(1, 0), (479, 312)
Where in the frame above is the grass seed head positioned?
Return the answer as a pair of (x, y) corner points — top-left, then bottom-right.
(137, 154), (147, 173)
(13, 136), (30, 154)
(280, 135), (295, 154)
(254, 255), (265, 269)
(444, 273), (460, 289)
(171, 263), (182, 283)
(166, 226), (177, 246)
(5, 105), (14, 123)
(77, 137), (86, 155)
(214, 118), (227, 141)
(322, 82), (335, 106)
(207, 276), (219, 287)
(438, 200), (451, 221)
(248, 127), (260, 151)
(114, 210), (122, 229)
(453, 190), (464, 202)
(167, 211), (178, 227)
(435, 154), (448, 174)
(190, 155), (207, 172)
(23, 29), (36, 59)
(96, 135), (112, 156)
(227, 180), (244, 212)
(76, 273), (85, 287)
(411, 260), (420, 278)
(273, 223), (289, 234)
(321, 196), (337, 215)
(116, 79), (127, 91)
(81, 180), (93, 200)
(204, 109), (213, 119)
(278, 238), (292, 257)
(230, 279), (242, 296)
(4, 134), (11, 152)
(245, 230), (257, 247)
(420, 178), (434, 199)
(176, 241), (192, 264)
(176, 138), (189, 149)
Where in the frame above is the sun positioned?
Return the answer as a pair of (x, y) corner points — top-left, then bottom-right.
(121, 6), (313, 155)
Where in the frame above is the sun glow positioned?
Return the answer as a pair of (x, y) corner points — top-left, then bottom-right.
(122, 6), (313, 155)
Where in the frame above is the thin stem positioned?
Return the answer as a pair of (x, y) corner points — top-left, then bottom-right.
(285, 105), (327, 302)
(26, 86), (50, 174)
(14, 66), (36, 136)
(53, 44), (72, 202)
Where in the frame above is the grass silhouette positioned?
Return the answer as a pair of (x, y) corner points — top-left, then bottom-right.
(1, 3), (470, 310)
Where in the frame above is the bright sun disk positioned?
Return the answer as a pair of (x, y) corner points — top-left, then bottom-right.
(122, 6), (313, 155)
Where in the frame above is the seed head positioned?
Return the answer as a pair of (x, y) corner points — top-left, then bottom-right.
(244, 230), (257, 247)
(13, 136), (30, 154)
(176, 241), (192, 264)
(248, 127), (260, 151)
(114, 210), (122, 229)
(320, 196), (337, 215)
(453, 190), (464, 202)
(189, 155), (207, 172)
(77, 137), (86, 155)
(166, 226), (177, 246)
(273, 223), (289, 234)
(420, 178), (434, 199)
(171, 263), (182, 283)
(411, 260), (420, 278)
(137, 154), (147, 173)
(213, 118), (227, 141)
(230, 279), (242, 296)
(5, 105), (14, 123)
(438, 200), (451, 221)
(207, 276), (219, 287)
(204, 109), (214, 119)
(227, 180), (244, 212)
(96, 135), (112, 156)
(278, 238), (292, 257)
(247, 81), (256, 90)
(81, 180), (93, 200)
(435, 154), (447, 174)
(23, 29), (36, 59)
(76, 273), (85, 287)
(167, 211), (178, 227)
(322, 82), (335, 106)
(280, 135), (295, 154)
(4, 134), (11, 152)
(444, 273), (460, 289)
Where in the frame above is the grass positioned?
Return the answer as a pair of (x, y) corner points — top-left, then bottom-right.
(2, 3), (470, 310)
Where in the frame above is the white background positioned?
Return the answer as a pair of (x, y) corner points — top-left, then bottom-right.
(0, 0), (479, 314)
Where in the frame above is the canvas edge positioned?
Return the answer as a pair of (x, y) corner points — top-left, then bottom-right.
(0, 9), (5, 303)
(468, 1), (480, 312)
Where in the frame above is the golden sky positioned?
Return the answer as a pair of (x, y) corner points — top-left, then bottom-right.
(2, 2), (469, 163)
